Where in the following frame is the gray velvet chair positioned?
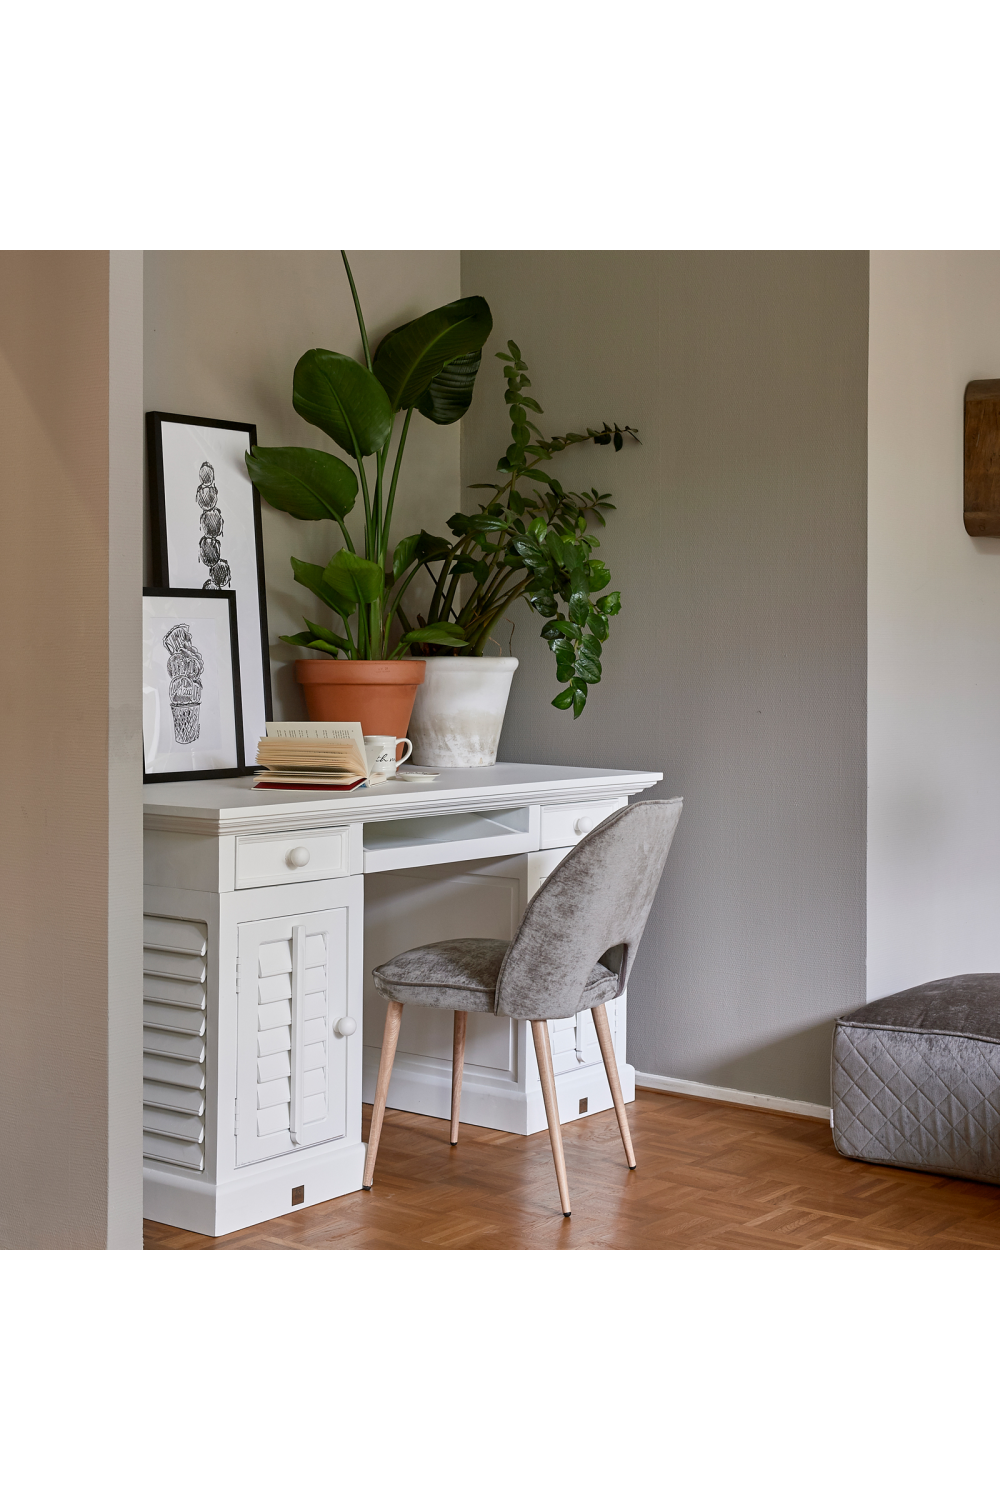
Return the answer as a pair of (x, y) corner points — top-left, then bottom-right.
(364, 797), (682, 1216)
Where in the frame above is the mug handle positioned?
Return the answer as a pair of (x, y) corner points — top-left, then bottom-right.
(395, 737), (413, 766)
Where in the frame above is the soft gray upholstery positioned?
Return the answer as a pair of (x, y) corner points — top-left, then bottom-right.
(370, 799), (683, 1022)
(373, 937), (619, 1012)
(832, 974), (1000, 1186)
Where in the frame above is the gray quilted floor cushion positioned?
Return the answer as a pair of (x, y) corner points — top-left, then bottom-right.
(832, 974), (1000, 1186)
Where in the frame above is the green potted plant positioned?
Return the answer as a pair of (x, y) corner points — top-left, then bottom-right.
(403, 341), (638, 766)
(245, 253), (492, 736)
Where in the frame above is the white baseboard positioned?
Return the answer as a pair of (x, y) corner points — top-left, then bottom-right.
(634, 1071), (832, 1122)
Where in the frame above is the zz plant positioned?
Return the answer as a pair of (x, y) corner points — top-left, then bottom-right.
(245, 252), (493, 660)
(400, 341), (638, 718)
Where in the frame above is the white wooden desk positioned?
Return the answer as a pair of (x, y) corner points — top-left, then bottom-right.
(143, 762), (662, 1235)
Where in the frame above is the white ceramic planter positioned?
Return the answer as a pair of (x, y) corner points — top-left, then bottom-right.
(407, 657), (519, 768)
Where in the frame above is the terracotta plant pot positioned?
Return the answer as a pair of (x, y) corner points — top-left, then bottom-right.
(295, 658), (426, 739)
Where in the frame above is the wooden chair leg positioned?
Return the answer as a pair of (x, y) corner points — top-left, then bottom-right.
(531, 1020), (572, 1217)
(592, 1002), (636, 1169)
(450, 1010), (467, 1145)
(363, 1000), (403, 1189)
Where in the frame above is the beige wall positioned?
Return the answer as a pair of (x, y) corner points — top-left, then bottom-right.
(868, 253), (1000, 998)
(143, 252), (463, 718)
(461, 251), (869, 1106)
(0, 252), (116, 1247)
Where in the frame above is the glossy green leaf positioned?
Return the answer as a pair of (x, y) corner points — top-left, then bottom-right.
(246, 445), (358, 522)
(551, 686), (575, 711)
(573, 654), (602, 684)
(291, 556), (357, 618)
(374, 297), (493, 411)
(588, 559), (612, 591)
(588, 608), (610, 641)
(323, 548), (384, 605)
(292, 349), (393, 458)
(416, 350), (483, 425)
(571, 680), (589, 718)
(597, 590), (622, 616)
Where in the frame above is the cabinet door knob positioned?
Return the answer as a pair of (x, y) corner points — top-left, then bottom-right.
(574, 816), (596, 836)
(334, 1016), (357, 1037)
(286, 846), (311, 868)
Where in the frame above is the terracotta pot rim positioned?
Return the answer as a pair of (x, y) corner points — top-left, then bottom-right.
(295, 659), (426, 684)
(419, 656), (519, 675)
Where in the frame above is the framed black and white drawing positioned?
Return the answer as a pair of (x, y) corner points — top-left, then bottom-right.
(146, 411), (272, 766)
(142, 589), (245, 783)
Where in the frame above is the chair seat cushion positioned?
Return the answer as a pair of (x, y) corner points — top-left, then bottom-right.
(372, 937), (619, 1015)
(832, 974), (1000, 1185)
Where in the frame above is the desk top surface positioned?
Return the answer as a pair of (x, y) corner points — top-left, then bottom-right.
(143, 762), (664, 836)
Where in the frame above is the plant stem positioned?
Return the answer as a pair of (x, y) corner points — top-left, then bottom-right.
(382, 407), (413, 563)
(341, 252), (372, 371)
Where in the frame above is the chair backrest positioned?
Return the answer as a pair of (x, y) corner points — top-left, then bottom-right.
(495, 798), (683, 1021)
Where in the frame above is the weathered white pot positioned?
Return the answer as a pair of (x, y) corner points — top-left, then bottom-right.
(407, 657), (519, 768)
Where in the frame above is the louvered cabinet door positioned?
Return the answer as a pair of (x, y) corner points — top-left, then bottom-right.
(143, 916), (209, 1171)
(236, 906), (349, 1167)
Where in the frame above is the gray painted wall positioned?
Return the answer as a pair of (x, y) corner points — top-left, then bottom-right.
(461, 251), (868, 1105)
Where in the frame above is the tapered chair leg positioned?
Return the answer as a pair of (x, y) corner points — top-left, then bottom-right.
(450, 1011), (467, 1145)
(531, 1019), (572, 1217)
(363, 1000), (403, 1189)
(592, 1002), (636, 1169)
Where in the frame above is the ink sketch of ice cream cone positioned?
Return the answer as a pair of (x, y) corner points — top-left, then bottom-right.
(163, 623), (204, 744)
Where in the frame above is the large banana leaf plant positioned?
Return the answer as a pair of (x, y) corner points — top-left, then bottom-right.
(401, 342), (639, 718)
(245, 252), (493, 660)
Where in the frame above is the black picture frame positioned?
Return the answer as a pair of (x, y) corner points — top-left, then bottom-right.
(142, 587), (246, 784)
(146, 411), (272, 766)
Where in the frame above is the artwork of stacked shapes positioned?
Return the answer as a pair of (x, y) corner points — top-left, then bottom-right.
(164, 624), (204, 744)
(196, 461), (232, 590)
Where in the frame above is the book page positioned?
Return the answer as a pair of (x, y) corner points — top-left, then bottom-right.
(259, 721), (368, 779)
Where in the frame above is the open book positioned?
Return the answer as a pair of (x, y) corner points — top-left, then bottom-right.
(253, 722), (371, 790)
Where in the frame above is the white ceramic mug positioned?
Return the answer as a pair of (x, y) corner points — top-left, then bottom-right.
(364, 735), (413, 780)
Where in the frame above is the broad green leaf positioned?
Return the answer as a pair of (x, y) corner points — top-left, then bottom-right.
(292, 349), (393, 458)
(246, 445), (358, 522)
(279, 632), (340, 657)
(306, 638), (341, 657)
(374, 297), (493, 411)
(323, 548), (384, 605)
(578, 633), (602, 660)
(588, 559), (612, 591)
(416, 350), (483, 425)
(400, 623), (468, 648)
(392, 531), (450, 579)
(571, 680), (589, 718)
(291, 556), (357, 618)
(552, 686), (575, 711)
(597, 590), (622, 616)
(303, 619), (351, 652)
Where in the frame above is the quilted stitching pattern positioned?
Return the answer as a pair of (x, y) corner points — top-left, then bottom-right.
(833, 1023), (1000, 1185)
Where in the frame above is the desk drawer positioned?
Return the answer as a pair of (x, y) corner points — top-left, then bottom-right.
(236, 827), (350, 889)
(539, 799), (626, 850)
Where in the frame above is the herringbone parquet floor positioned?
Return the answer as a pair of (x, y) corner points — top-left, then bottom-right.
(143, 1087), (1000, 1250)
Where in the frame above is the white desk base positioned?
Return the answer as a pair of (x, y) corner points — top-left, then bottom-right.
(142, 763), (661, 1236)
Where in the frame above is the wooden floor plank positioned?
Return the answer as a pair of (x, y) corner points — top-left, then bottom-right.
(144, 1088), (1000, 1251)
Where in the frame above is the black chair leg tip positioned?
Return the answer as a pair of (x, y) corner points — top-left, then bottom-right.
(563, 1211), (571, 1218)
(362, 1184), (372, 1191)
(629, 1163), (637, 1170)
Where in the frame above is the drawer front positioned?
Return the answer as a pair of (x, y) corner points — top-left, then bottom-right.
(236, 827), (350, 889)
(539, 799), (627, 850)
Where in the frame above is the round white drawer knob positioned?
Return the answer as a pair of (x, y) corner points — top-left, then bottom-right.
(334, 1016), (357, 1037)
(286, 846), (311, 868)
(574, 816), (597, 836)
